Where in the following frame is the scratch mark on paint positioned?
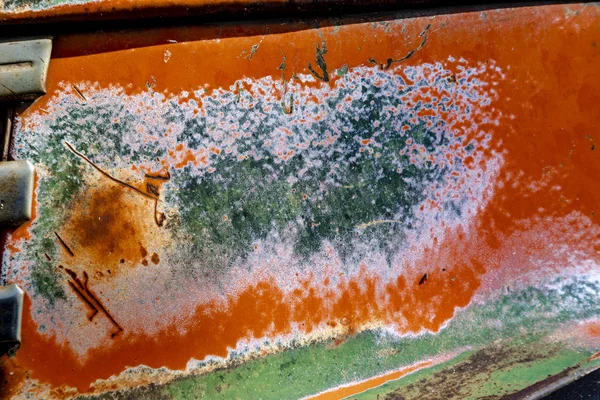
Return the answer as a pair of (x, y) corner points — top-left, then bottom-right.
(63, 266), (123, 337)
(64, 141), (157, 201)
(0, 81), (16, 95)
(54, 231), (74, 257)
(369, 24), (431, 70)
(144, 171), (171, 181)
(72, 85), (87, 102)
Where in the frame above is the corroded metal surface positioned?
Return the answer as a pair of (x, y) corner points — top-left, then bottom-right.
(1, 4), (600, 399)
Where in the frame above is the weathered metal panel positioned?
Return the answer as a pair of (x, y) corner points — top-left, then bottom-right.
(0, 0), (434, 23)
(1, 4), (600, 399)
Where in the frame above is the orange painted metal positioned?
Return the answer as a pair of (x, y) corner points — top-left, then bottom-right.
(0, 3), (599, 399)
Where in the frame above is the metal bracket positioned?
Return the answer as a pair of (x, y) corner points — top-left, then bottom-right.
(0, 284), (24, 357)
(0, 160), (35, 226)
(0, 38), (51, 357)
(0, 37), (52, 103)
(0, 37), (50, 227)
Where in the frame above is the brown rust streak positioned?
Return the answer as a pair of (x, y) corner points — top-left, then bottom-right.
(588, 352), (600, 361)
(154, 198), (166, 227)
(67, 280), (98, 321)
(498, 365), (580, 400)
(72, 85), (87, 103)
(144, 171), (171, 181)
(54, 231), (74, 257)
(64, 268), (123, 337)
(87, 289), (123, 338)
(146, 182), (166, 227)
(81, 271), (123, 337)
(146, 183), (159, 196)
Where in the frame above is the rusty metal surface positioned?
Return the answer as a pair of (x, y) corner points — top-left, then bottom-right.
(1, 3), (600, 399)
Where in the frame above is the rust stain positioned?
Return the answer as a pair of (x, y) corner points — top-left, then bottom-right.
(62, 267), (123, 337)
(369, 23), (430, 70)
(588, 352), (600, 361)
(66, 183), (155, 272)
(0, 356), (27, 399)
(54, 231), (75, 257)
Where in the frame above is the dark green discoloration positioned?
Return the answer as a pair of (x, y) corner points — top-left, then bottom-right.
(308, 42), (330, 82)
(171, 122), (441, 274)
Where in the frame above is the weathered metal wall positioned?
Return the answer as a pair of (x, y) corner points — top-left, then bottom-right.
(1, 3), (600, 399)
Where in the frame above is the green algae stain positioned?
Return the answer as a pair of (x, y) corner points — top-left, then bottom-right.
(170, 123), (438, 275)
